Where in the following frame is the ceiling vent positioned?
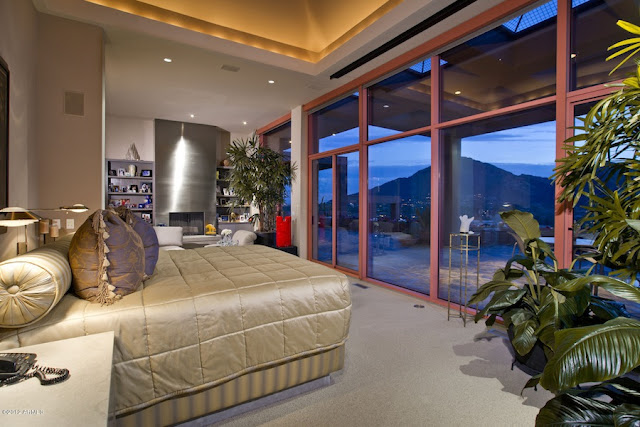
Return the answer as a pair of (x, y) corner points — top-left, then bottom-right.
(221, 64), (240, 72)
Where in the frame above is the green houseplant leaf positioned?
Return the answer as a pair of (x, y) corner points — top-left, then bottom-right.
(500, 210), (541, 241)
(535, 393), (616, 426)
(539, 317), (640, 393)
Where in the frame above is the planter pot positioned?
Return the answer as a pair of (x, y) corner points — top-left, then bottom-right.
(507, 324), (548, 374)
(255, 231), (276, 247)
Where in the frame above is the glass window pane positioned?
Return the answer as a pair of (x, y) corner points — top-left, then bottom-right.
(336, 151), (359, 271)
(312, 157), (333, 263)
(264, 123), (292, 216)
(438, 107), (557, 305)
(368, 134), (431, 294)
(311, 93), (359, 153)
(440, 1), (557, 122)
(572, 0), (636, 90)
(367, 59), (433, 140)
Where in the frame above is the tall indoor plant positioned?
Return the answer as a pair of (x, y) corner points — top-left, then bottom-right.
(226, 134), (296, 233)
(531, 18), (640, 425)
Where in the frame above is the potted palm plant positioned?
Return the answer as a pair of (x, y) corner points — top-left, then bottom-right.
(226, 135), (296, 237)
(532, 18), (640, 425)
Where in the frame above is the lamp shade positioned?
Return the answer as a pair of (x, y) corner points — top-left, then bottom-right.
(60, 204), (89, 213)
(0, 207), (40, 227)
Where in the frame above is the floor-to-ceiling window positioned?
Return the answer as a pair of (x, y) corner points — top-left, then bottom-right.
(368, 135), (431, 293)
(298, 0), (638, 310)
(438, 107), (557, 303)
(309, 93), (360, 273)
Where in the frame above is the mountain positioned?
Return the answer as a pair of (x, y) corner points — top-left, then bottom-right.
(345, 157), (556, 225)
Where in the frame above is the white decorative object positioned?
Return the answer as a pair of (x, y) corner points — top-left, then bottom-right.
(219, 228), (236, 246)
(125, 143), (141, 161)
(459, 215), (474, 234)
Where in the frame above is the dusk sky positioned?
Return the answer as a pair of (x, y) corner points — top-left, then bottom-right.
(316, 120), (558, 202)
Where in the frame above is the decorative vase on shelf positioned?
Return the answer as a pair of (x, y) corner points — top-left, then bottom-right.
(128, 164), (137, 177)
(125, 143), (141, 161)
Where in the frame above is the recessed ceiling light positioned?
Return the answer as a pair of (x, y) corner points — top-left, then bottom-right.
(454, 90), (462, 95)
(268, 80), (275, 84)
(163, 58), (172, 63)
(243, 121), (247, 125)
(570, 53), (577, 59)
(190, 114), (195, 118)
(383, 104), (389, 108)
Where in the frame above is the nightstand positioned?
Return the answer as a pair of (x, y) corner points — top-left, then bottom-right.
(0, 332), (115, 426)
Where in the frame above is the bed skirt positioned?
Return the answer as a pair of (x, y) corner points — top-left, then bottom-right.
(115, 344), (345, 426)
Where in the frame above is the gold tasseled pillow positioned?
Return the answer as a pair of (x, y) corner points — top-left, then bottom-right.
(69, 209), (145, 304)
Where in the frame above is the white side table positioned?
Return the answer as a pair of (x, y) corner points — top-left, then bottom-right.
(0, 332), (115, 426)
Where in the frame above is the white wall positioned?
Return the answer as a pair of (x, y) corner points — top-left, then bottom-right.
(290, 106), (308, 258)
(0, 4), (104, 261)
(0, 0), (39, 260)
(105, 115), (154, 161)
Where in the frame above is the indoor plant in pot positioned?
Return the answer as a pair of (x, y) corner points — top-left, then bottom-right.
(531, 18), (640, 425)
(226, 134), (296, 235)
(469, 210), (628, 374)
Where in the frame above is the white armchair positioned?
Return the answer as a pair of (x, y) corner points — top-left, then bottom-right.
(153, 226), (184, 250)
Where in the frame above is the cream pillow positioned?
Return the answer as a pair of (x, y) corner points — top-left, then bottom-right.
(232, 230), (257, 246)
(0, 236), (73, 328)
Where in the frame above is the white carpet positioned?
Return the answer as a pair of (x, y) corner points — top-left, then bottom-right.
(216, 279), (553, 426)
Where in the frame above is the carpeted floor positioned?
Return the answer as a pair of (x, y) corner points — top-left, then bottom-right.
(214, 279), (553, 426)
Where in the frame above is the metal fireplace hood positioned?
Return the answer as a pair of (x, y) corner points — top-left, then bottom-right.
(154, 119), (230, 229)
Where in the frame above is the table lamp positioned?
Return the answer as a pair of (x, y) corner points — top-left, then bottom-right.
(0, 207), (41, 254)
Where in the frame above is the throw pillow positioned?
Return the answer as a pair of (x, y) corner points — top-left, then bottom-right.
(232, 230), (257, 246)
(69, 209), (145, 304)
(114, 206), (159, 276)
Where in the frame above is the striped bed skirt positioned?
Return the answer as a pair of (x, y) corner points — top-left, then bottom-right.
(115, 345), (345, 426)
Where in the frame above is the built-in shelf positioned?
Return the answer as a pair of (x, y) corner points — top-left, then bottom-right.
(106, 159), (155, 224)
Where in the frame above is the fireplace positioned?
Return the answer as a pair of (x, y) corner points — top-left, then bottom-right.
(169, 212), (204, 235)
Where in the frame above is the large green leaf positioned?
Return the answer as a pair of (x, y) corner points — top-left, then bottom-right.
(511, 319), (539, 356)
(539, 317), (640, 392)
(473, 289), (527, 321)
(500, 210), (541, 241)
(468, 280), (516, 305)
(535, 393), (616, 426)
(554, 276), (640, 303)
(613, 403), (640, 426)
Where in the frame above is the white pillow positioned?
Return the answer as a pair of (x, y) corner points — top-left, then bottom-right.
(232, 230), (257, 246)
(153, 226), (183, 247)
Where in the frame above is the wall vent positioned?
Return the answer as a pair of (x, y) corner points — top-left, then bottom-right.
(221, 64), (240, 72)
(64, 91), (84, 116)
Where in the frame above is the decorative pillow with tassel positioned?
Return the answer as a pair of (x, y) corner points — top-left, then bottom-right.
(69, 209), (145, 305)
(114, 206), (159, 277)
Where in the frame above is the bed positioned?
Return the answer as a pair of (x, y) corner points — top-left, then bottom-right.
(0, 238), (352, 425)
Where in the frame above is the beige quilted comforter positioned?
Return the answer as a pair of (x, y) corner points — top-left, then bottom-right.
(0, 245), (352, 415)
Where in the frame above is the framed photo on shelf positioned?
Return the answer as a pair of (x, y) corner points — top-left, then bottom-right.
(138, 203), (145, 209)
(117, 168), (126, 177)
(108, 169), (116, 176)
(122, 186), (128, 193)
(141, 169), (152, 177)
(141, 213), (152, 223)
(128, 184), (138, 193)
(140, 182), (151, 193)
(220, 215), (229, 222)
(222, 188), (229, 196)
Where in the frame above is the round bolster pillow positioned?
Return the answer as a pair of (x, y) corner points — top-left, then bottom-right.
(0, 236), (73, 328)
